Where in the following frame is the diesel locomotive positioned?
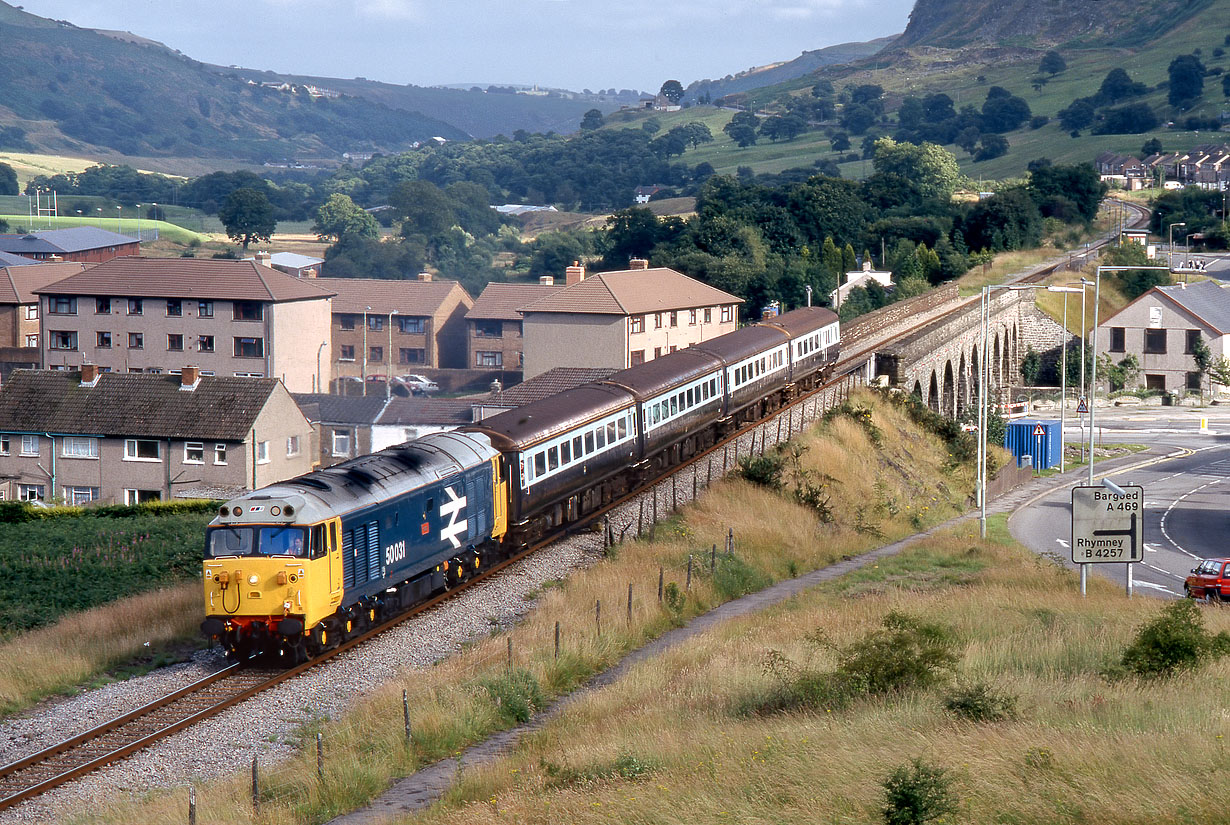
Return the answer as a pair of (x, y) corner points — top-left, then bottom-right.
(201, 306), (840, 662)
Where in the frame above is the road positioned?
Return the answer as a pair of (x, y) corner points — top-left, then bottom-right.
(1008, 405), (1230, 598)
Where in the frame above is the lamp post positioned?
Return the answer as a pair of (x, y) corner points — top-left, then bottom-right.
(1184, 231), (1197, 274)
(96, 207), (103, 228)
(1167, 221), (1186, 271)
(1047, 285), (1085, 473)
(362, 306), (370, 395)
(387, 311), (397, 400)
(805, 285), (812, 308)
(116, 206), (121, 232)
(316, 340), (327, 394)
(135, 204), (141, 242)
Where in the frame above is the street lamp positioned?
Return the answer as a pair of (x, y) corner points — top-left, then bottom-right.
(362, 306), (371, 394)
(804, 284), (812, 307)
(1167, 221), (1186, 270)
(1046, 285), (1085, 473)
(1184, 231), (1197, 274)
(316, 340), (327, 394)
(135, 204), (141, 242)
(116, 205), (122, 232)
(387, 310), (398, 400)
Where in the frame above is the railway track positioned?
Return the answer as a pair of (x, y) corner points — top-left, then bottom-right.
(0, 201), (1147, 811)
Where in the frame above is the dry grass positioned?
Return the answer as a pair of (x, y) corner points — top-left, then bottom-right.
(49, 393), (1216, 824)
(0, 583), (199, 711)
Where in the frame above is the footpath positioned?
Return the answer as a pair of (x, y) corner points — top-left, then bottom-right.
(327, 445), (1172, 825)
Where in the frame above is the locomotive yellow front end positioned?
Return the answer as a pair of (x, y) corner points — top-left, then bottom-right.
(201, 496), (342, 663)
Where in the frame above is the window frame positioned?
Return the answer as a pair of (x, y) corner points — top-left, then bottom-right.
(124, 438), (161, 462)
(233, 337), (264, 358)
(184, 442), (205, 464)
(167, 333), (184, 351)
(128, 332), (144, 350)
(127, 298), (143, 316)
(20, 434), (39, 456)
(1143, 329), (1167, 355)
(198, 301), (214, 318)
(60, 436), (99, 459)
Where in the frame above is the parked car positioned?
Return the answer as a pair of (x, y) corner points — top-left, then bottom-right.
(396, 374), (440, 395)
(1184, 557), (1230, 601)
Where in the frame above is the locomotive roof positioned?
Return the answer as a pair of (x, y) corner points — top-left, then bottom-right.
(463, 383), (633, 451)
(690, 323), (790, 363)
(601, 347), (723, 400)
(214, 431), (498, 525)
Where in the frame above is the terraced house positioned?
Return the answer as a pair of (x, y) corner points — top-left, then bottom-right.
(0, 367), (313, 504)
(34, 257), (335, 392)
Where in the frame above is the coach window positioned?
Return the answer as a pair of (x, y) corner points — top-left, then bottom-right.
(606, 422), (616, 442)
(585, 431), (595, 454)
(617, 417), (628, 439)
(534, 452), (546, 477)
(595, 426), (606, 449)
(560, 440), (571, 464)
(687, 388), (694, 407)
(572, 436), (582, 458)
(547, 446), (559, 471)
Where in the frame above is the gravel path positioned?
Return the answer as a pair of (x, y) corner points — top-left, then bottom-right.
(0, 382), (851, 824)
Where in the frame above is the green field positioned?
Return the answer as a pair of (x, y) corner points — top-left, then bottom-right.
(0, 212), (210, 245)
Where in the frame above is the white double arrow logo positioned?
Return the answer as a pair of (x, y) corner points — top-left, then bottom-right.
(440, 486), (468, 549)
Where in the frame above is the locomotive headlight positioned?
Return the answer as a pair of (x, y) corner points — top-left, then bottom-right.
(249, 574), (260, 585)
(270, 506), (281, 516)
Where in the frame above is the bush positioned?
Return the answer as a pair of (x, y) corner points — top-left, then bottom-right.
(882, 758), (959, 825)
(838, 611), (960, 695)
(476, 668), (544, 724)
(738, 453), (785, 490)
(1110, 599), (1230, 679)
(712, 553), (772, 600)
(943, 679), (1018, 721)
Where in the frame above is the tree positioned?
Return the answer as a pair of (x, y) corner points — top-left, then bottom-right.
(759, 113), (807, 142)
(0, 162), (16, 196)
(1098, 68), (1148, 103)
(1208, 356), (1230, 389)
(218, 188), (275, 249)
(1057, 99), (1096, 133)
(1223, 74), (1230, 98)
(1141, 138), (1163, 157)
(871, 138), (960, 203)
(642, 118), (661, 135)
(683, 122), (714, 148)
(831, 132), (851, 152)
(898, 96), (925, 131)
(1021, 346), (1042, 386)
(313, 193), (379, 243)
(974, 133), (1009, 162)
(1039, 50), (1067, 76)
(1097, 353), (1140, 392)
(659, 80), (684, 104)
(580, 108), (605, 131)
(980, 87), (1031, 133)
(1168, 54), (1205, 107)
(1093, 103), (1160, 134)
(1028, 163), (1107, 222)
(840, 103), (877, 135)
(723, 111), (760, 147)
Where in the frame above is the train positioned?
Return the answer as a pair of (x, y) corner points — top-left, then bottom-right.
(200, 306), (840, 663)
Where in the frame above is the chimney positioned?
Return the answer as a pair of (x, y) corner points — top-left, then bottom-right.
(303, 267), (318, 279)
(80, 363), (101, 387)
(862, 260), (873, 272)
(180, 365), (201, 391)
(417, 272), (433, 282)
(254, 251), (272, 268)
(539, 276), (554, 286)
(628, 257), (650, 271)
(565, 261), (586, 286)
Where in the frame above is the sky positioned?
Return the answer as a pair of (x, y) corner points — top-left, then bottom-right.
(15, 0), (915, 92)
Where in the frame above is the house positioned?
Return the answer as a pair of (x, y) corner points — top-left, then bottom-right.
(0, 366), (313, 504)
(466, 280), (563, 372)
(1094, 151), (1148, 190)
(1096, 280), (1230, 393)
(831, 261), (894, 309)
(634, 185), (664, 204)
(471, 366), (616, 420)
(0, 262), (86, 349)
(0, 227), (140, 264)
(245, 250), (325, 278)
(34, 257), (335, 392)
(518, 260), (743, 380)
(292, 392), (389, 467)
(317, 274), (473, 380)
(372, 398), (475, 449)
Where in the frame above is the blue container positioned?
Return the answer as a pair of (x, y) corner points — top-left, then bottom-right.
(1003, 419), (1062, 470)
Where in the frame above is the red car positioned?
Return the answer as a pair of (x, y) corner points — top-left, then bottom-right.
(1185, 558), (1230, 601)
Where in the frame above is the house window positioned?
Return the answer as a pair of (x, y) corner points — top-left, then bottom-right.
(97, 331), (112, 348)
(631, 350), (645, 365)
(18, 484), (45, 502)
(287, 435), (300, 457)
(65, 486), (99, 505)
(233, 371), (264, 378)
(168, 334), (184, 351)
(234, 337), (264, 358)
(476, 351), (503, 367)
(50, 297), (76, 315)
(704, 308), (712, 323)
(669, 310), (678, 327)
(332, 430), (351, 457)
(257, 440), (270, 464)
(214, 444), (227, 464)
(339, 315), (356, 330)
(166, 300), (183, 317)
(24, 305), (37, 321)
(198, 335), (214, 353)
(124, 489), (161, 505)
(1145, 374), (1166, 391)
(689, 309), (697, 325)
(61, 437), (99, 459)
(653, 347), (661, 359)
(184, 442), (205, 464)
(367, 316), (384, 331)
(369, 346), (384, 363)
(1187, 371), (1203, 390)
(95, 298), (111, 314)
(340, 344), (355, 361)
(474, 320), (501, 338)
(25, 334), (38, 347)
(20, 435), (39, 456)
(233, 301), (263, 321)
(398, 317), (424, 334)
(399, 348), (423, 364)
(127, 298), (143, 315)
(0, 435), (8, 455)
(1109, 327), (1125, 353)
(721, 305), (733, 323)
(630, 315), (644, 334)
(49, 330), (77, 350)
(1186, 329), (1202, 354)
(124, 439), (160, 461)
(198, 301), (214, 318)
(1144, 329), (1167, 354)
(654, 313), (663, 329)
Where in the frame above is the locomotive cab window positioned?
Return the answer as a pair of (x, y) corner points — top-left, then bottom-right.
(206, 525), (307, 557)
(309, 525), (327, 559)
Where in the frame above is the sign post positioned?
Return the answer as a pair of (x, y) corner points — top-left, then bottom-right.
(1032, 423), (1045, 475)
(1071, 484), (1144, 597)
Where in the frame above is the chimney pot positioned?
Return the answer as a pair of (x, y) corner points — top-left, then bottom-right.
(80, 363), (100, 386)
(254, 251), (272, 267)
(417, 272), (433, 282)
(565, 261), (586, 285)
(304, 267), (317, 279)
(539, 276), (554, 286)
(181, 365), (201, 391)
(628, 257), (650, 270)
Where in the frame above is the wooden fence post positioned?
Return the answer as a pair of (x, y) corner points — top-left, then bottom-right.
(658, 567), (664, 604)
(317, 732), (324, 782)
(507, 636), (513, 671)
(252, 756), (259, 814)
(403, 689), (411, 742)
(188, 787), (196, 825)
(686, 555), (693, 591)
(711, 543), (717, 574)
(595, 599), (601, 636)
(554, 621), (560, 659)
(627, 582), (633, 625)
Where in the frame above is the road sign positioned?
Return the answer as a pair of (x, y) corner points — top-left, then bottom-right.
(1033, 423), (1046, 437)
(1070, 485), (1144, 563)
(1076, 397), (1088, 414)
